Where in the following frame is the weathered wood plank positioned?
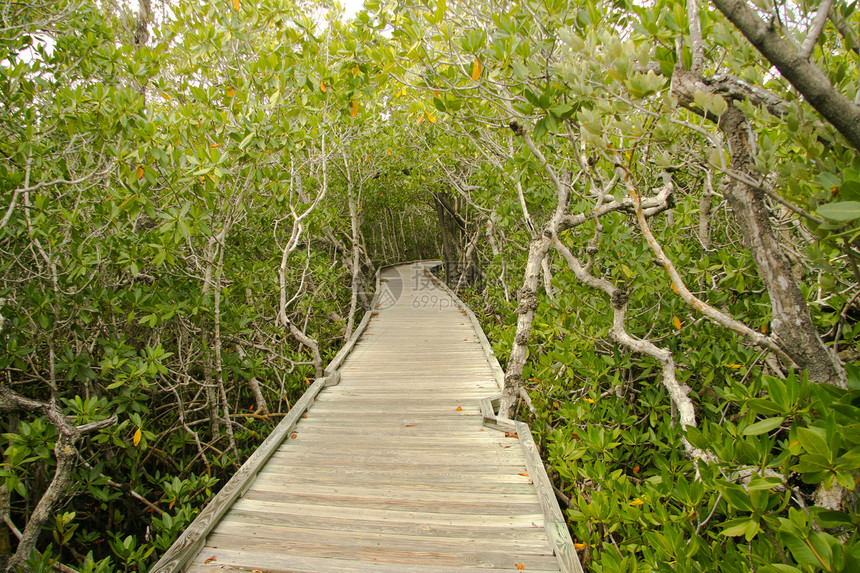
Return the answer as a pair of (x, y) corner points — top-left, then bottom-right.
(186, 548), (563, 573)
(258, 464), (534, 483)
(218, 508), (552, 540)
(480, 395), (519, 432)
(209, 520), (554, 552)
(199, 532), (562, 570)
(279, 433), (515, 446)
(240, 488), (543, 516)
(248, 479), (539, 499)
(230, 498), (547, 528)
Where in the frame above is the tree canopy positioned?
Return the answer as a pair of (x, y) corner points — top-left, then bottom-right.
(1, 0), (858, 571)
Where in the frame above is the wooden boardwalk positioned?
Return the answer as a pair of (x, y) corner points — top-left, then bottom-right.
(153, 263), (582, 573)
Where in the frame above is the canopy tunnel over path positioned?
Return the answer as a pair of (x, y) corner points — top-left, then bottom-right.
(153, 262), (583, 573)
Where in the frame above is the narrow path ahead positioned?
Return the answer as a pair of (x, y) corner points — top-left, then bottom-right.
(163, 263), (582, 572)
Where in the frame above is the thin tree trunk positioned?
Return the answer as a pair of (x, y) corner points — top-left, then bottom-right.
(234, 344), (269, 415)
(133, 0), (151, 99)
(276, 150), (328, 380)
(500, 129), (571, 417)
(499, 235), (551, 417)
(698, 170), (713, 250)
(212, 242), (239, 462)
(0, 390), (115, 572)
(5, 433), (78, 571)
(201, 236), (223, 436)
(342, 147), (361, 339)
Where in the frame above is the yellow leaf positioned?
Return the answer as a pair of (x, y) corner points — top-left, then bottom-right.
(232, 0), (240, 11)
(673, 315), (682, 330)
(352, 65), (359, 76)
(629, 498), (645, 506)
(226, 88), (236, 97)
(416, 115), (424, 124)
(320, 81), (326, 93)
(133, 428), (142, 447)
(427, 112), (436, 123)
(583, 397), (595, 404)
(209, 143), (220, 149)
(136, 166), (144, 180)
(671, 281), (680, 295)
(761, 323), (768, 334)
(574, 542), (587, 550)
(725, 363), (742, 369)
(351, 100), (358, 117)
(160, 92), (170, 101)
(386, 148), (391, 155)
(471, 57), (482, 81)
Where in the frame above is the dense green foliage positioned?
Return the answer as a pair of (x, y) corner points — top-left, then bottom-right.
(1, 0), (858, 571)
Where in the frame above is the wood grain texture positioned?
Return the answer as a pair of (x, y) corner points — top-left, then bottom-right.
(156, 261), (579, 572)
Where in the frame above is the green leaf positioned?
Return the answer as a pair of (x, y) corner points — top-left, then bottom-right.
(838, 179), (860, 201)
(797, 427), (830, 457)
(684, 425), (710, 451)
(747, 475), (784, 490)
(748, 398), (783, 416)
(720, 517), (753, 537)
(743, 416), (784, 436)
(744, 518), (761, 541)
(817, 201), (860, 221)
(815, 510), (853, 526)
(799, 454), (832, 470)
(238, 132), (254, 150)
(720, 483), (753, 511)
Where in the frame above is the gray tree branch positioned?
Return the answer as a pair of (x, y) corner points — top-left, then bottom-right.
(711, 0), (860, 150)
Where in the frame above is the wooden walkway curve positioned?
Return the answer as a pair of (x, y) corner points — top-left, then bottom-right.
(153, 262), (583, 573)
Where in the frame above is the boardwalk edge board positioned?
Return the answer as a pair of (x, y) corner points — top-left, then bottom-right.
(480, 395), (518, 433)
(517, 422), (585, 573)
(149, 375), (329, 573)
(152, 264), (402, 572)
(425, 269), (584, 573)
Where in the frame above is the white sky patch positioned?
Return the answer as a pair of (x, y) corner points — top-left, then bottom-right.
(339, 0), (365, 20)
